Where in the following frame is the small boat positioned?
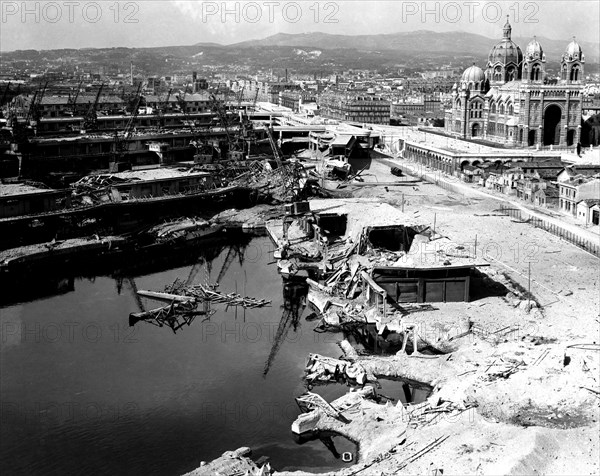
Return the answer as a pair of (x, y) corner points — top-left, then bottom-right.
(147, 217), (224, 244)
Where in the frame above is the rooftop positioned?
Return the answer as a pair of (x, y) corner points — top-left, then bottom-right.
(308, 198), (419, 240)
(0, 183), (57, 197)
(578, 198), (600, 207)
(108, 167), (211, 182)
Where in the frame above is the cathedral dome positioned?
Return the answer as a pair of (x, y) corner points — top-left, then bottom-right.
(564, 37), (583, 60)
(461, 65), (485, 83)
(488, 40), (523, 66)
(525, 37), (544, 60)
(488, 17), (523, 67)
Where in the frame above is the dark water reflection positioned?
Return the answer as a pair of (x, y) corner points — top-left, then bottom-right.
(0, 237), (356, 475)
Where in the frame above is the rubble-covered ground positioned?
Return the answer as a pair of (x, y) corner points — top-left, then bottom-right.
(199, 159), (600, 476)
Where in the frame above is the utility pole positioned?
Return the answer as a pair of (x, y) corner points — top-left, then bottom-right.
(528, 262), (531, 300)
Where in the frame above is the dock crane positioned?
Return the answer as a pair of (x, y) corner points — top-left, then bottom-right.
(209, 84), (233, 142)
(83, 83), (104, 131)
(236, 86), (245, 109)
(176, 88), (196, 128)
(29, 80), (48, 125)
(4, 83), (19, 128)
(264, 123), (284, 168)
(264, 122), (306, 201)
(237, 88), (260, 156)
(210, 84), (246, 161)
(157, 88), (172, 128)
(26, 93), (36, 125)
(177, 88), (214, 164)
(109, 82), (142, 172)
(251, 88), (259, 110)
(0, 82), (11, 119)
(0, 82), (10, 108)
(68, 80), (83, 116)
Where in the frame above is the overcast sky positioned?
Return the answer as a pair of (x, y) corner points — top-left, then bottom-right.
(1, 1), (598, 52)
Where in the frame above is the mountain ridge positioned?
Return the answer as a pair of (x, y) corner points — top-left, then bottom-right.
(220, 30), (599, 59)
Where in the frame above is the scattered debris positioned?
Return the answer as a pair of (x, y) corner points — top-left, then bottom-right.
(305, 353), (376, 386)
(129, 301), (212, 333)
(163, 279), (271, 308)
(395, 434), (450, 471)
(131, 278), (271, 331)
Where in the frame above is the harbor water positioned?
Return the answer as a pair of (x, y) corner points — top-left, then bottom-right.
(0, 236), (357, 475)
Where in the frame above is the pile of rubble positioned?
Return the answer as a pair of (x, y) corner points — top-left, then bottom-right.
(232, 160), (309, 203)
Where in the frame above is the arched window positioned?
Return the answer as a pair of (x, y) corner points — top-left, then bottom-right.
(469, 101), (482, 118)
(491, 102), (496, 113)
(507, 103), (514, 115)
(561, 64), (568, 80)
(570, 66), (580, 81)
(531, 64), (541, 81)
(506, 67), (516, 81)
(499, 103), (505, 114)
(494, 67), (502, 81)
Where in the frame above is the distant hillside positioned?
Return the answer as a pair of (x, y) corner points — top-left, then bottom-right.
(229, 31), (600, 61)
(2, 30), (597, 77)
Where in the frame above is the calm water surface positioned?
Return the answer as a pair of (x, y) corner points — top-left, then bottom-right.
(0, 237), (357, 475)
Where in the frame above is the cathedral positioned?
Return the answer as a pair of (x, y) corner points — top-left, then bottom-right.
(445, 17), (585, 147)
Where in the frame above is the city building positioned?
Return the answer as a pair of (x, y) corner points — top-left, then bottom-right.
(318, 91), (390, 124)
(445, 18), (586, 147)
(558, 176), (600, 216)
(180, 93), (212, 113)
(279, 90), (317, 112)
(575, 199), (600, 225)
(533, 184), (559, 208)
(10, 94), (125, 118)
(391, 94), (443, 125)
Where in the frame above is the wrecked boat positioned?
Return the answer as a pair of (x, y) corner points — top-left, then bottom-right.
(0, 235), (126, 272)
(145, 217), (224, 244)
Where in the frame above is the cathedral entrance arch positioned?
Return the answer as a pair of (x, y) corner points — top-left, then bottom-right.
(471, 123), (481, 137)
(543, 105), (562, 145)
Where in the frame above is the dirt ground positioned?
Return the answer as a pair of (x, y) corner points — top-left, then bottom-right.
(355, 159), (600, 337)
(202, 158), (600, 476)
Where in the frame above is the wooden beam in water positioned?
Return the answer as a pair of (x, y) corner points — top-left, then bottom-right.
(137, 290), (195, 303)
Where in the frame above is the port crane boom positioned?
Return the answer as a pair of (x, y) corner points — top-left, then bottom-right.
(110, 82), (142, 172)
(83, 83), (104, 131)
(69, 80), (84, 116)
(28, 80), (49, 125)
(157, 88), (172, 128)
